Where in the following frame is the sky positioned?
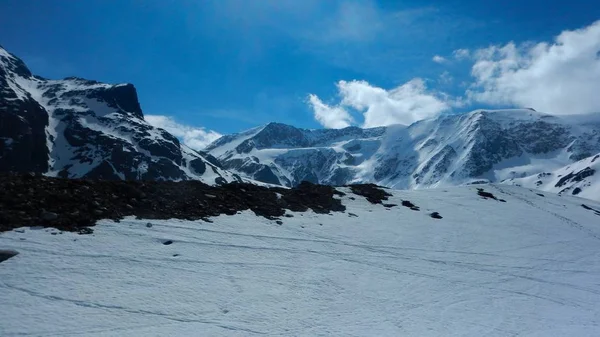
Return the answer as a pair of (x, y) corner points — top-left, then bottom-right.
(1, 0), (600, 149)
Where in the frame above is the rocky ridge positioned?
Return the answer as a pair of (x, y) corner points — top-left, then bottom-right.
(0, 173), (352, 233)
(0, 45), (239, 184)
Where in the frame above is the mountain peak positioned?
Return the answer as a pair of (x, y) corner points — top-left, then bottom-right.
(0, 45), (241, 184)
(261, 121), (301, 132)
(0, 46), (32, 78)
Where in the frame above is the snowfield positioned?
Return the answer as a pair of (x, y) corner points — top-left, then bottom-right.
(504, 153), (600, 202)
(1, 185), (600, 336)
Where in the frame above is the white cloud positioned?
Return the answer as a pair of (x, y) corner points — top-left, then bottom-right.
(319, 1), (383, 43)
(340, 79), (451, 127)
(438, 71), (453, 84)
(452, 48), (470, 60)
(432, 55), (447, 63)
(307, 94), (354, 129)
(145, 115), (222, 150)
(309, 79), (451, 128)
(467, 20), (600, 115)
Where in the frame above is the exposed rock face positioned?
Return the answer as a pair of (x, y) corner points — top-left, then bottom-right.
(456, 113), (523, 178)
(508, 120), (572, 154)
(0, 46), (239, 184)
(0, 249), (18, 263)
(0, 173), (347, 233)
(206, 110), (600, 189)
(0, 48), (49, 173)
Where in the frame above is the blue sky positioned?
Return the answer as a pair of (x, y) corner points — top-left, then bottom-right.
(1, 0), (600, 147)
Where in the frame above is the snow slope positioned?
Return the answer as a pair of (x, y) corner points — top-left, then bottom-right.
(2, 185), (600, 336)
(206, 110), (600, 192)
(504, 153), (600, 201)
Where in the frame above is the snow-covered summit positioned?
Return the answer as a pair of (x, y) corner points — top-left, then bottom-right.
(0, 46), (240, 184)
(207, 109), (600, 197)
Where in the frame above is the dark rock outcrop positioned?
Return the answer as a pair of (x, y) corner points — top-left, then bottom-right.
(401, 200), (420, 211)
(0, 249), (18, 263)
(348, 184), (392, 204)
(430, 212), (443, 219)
(555, 167), (595, 188)
(477, 188), (506, 202)
(0, 173), (346, 233)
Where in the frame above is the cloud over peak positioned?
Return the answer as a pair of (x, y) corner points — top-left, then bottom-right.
(308, 20), (600, 129)
(307, 94), (354, 129)
(145, 115), (222, 150)
(467, 20), (600, 115)
(308, 79), (452, 128)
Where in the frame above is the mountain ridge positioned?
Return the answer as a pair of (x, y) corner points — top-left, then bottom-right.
(0, 45), (242, 184)
(206, 109), (600, 200)
(2, 45), (599, 201)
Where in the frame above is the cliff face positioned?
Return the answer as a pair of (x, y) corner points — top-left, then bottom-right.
(0, 47), (49, 173)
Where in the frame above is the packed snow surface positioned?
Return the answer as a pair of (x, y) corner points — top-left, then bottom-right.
(2, 185), (600, 336)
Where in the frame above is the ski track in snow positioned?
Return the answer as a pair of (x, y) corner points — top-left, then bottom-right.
(1, 185), (600, 336)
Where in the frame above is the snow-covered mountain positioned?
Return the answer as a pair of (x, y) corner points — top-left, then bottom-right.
(3, 184), (600, 336)
(3, 43), (599, 197)
(206, 110), (600, 196)
(504, 153), (599, 200)
(0, 46), (241, 184)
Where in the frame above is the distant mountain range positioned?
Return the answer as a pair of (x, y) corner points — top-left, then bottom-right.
(206, 110), (600, 199)
(1, 45), (598, 200)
